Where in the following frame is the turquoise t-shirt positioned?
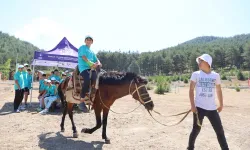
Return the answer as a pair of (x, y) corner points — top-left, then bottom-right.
(59, 79), (64, 84)
(78, 45), (98, 73)
(14, 71), (24, 90)
(27, 74), (32, 89)
(23, 71), (28, 88)
(46, 85), (57, 96)
(49, 75), (61, 81)
(39, 79), (45, 91)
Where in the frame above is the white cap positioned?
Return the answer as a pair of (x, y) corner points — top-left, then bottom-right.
(18, 65), (24, 68)
(62, 72), (66, 76)
(47, 80), (51, 83)
(38, 70), (44, 74)
(24, 63), (29, 67)
(51, 77), (56, 81)
(196, 54), (212, 67)
(65, 70), (69, 73)
(44, 79), (48, 82)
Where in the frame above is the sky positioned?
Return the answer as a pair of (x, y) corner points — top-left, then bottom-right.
(1, 0), (250, 53)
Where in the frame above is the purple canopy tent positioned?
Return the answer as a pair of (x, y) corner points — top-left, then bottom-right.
(32, 37), (78, 68)
(29, 37), (79, 105)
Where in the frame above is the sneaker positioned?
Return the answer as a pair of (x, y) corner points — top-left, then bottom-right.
(78, 103), (89, 113)
(36, 107), (43, 112)
(20, 105), (26, 110)
(39, 109), (48, 115)
(14, 109), (20, 113)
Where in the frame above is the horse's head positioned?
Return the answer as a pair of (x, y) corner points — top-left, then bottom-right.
(129, 75), (154, 111)
(61, 76), (73, 92)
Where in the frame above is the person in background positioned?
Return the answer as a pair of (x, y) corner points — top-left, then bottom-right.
(37, 79), (48, 112)
(39, 80), (58, 115)
(60, 72), (67, 83)
(27, 68), (33, 96)
(54, 69), (61, 81)
(20, 63), (29, 110)
(48, 71), (54, 80)
(37, 73), (47, 111)
(65, 70), (71, 77)
(13, 65), (25, 113)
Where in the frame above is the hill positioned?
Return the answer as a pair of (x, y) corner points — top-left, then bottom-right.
(0, 31), (39, 66)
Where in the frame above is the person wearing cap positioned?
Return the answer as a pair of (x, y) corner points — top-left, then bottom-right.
(13, 65), (25, 113)
(60, 72), (67, 83)
(65, 70), (71, 77)
(37, 79), (49, 111)
(187, 54), (229, 150)
(39, 79), (58, 115)
(20, 63), (29, 110)
(49, 69), (61, 81)
(78, 35), (102, 111)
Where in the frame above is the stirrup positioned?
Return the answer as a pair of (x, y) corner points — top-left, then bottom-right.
(80, 97), (92, 105)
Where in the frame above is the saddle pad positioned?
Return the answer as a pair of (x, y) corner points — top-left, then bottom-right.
(65, 90), (81, 104)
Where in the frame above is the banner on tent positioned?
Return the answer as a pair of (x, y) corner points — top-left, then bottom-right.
(34, 51), (78, 63)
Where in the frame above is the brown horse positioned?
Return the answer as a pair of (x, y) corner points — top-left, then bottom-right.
(58, 70), (154, 144)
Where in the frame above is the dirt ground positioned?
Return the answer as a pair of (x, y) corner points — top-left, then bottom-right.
(0, 81), (250, 150)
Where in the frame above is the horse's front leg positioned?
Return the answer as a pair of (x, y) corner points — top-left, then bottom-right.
(68, 103), (78, 138)
(81, 102), (102, 134)
(60, 101), (67, 132)
(102, 107), (110, 144)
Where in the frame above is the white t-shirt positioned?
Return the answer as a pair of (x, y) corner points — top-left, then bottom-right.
(190, 70), (221, 110)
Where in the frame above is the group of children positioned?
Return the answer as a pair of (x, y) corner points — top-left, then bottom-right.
(36, 69), (70, 115)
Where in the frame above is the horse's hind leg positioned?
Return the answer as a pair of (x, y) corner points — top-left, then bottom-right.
(60, 101), (67, 132)
(68, 103), (78, 138)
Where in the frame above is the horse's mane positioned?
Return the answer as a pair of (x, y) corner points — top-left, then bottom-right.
(99, 71), (147, 85)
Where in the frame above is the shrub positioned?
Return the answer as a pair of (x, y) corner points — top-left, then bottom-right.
(221, 74), (227, 80)
(164, 83), (171, 93)
(237, 71), (245, 81)
(155, 84), (165, 94)
(184, 78), (189, 84)
(235, 86), (240, 92)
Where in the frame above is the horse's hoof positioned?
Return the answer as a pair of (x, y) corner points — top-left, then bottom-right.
(73, 132), (78, 138)
(61, 129), (65, 132)
(105, 139), (111, 144)
(81, 128), (87, 133)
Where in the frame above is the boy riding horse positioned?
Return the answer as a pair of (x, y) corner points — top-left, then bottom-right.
(78, 35), (102, 111)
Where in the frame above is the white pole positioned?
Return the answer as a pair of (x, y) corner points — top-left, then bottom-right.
(29, 61), (36, 107)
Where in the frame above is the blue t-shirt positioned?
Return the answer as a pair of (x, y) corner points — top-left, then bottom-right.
(39, 79), (45, 91)
(23, 71), (28, 88)
(27, 74), (32, 89)
(14, 71), (24, 90)
(49, 75), (61, 82)
(78, 45), (97, 73)
(46, 85), (57, 96)
(59, 79), (64, 84)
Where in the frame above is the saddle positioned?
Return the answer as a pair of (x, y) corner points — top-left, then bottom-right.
(71, 65), (102, 104)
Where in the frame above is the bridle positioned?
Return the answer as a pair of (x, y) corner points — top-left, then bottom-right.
(128, 79), (152, 105)
(97, 78), (152, 114)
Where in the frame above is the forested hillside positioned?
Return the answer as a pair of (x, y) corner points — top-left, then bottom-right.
(0, 31), (38, 66)
(1, 31), (250, 77)
(97, 34), (250, 75)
